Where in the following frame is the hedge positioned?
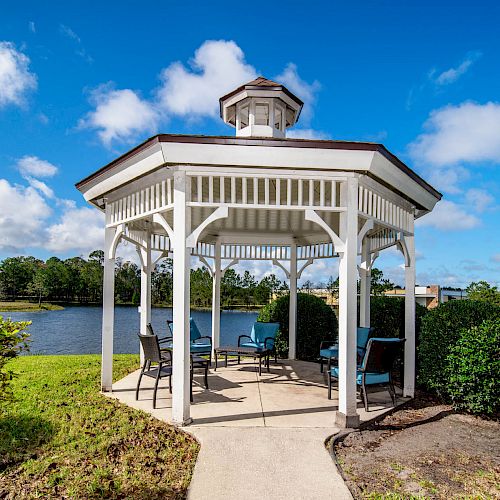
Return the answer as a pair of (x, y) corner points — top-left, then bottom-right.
(369, 296), (427, 339)
(447, 319), (500, 416)
(418, 299), (500, 399)
(257, 292), (337, 360)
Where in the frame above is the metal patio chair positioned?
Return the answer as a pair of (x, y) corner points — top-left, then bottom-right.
(328, 337), (405, 411)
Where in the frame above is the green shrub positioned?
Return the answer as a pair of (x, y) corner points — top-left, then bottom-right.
(418, 300), (500, 398)
(258, 293), (337, 360)
(0, 316), (30, 406)
(369, 296), (427, 339)
(447, 319), (500, 416)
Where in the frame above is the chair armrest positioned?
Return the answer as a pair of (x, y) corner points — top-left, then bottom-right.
(158, 335), (173, 343)
(194, 336), (212, 345)
(238, 335), (252, 346)
(160, 349), (172, 363)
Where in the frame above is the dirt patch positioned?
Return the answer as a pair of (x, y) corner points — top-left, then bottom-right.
(334, 395), (500, 499)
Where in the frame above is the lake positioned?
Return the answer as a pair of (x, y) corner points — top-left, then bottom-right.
(1, 306), (259, 355)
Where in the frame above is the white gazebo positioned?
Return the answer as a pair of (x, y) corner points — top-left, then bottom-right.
(76, 77), (441, 427)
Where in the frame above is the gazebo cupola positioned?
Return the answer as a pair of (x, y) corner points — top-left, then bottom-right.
(219, 77), (303, 138)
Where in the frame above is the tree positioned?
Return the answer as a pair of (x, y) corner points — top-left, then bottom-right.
(26, 268), (49, 307)
(301, 280), (314, 294)
(370, 268), (394, 296)
(326, 275), (339, 301)
(466, 281), (500, 306)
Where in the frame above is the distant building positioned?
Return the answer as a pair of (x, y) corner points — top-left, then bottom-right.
(384, 285), (467, 309)
(300, 285), (467, 309)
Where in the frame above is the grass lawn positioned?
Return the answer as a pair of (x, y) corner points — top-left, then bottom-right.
(0, 355), (199, 499)
(0, 301), (64, 312)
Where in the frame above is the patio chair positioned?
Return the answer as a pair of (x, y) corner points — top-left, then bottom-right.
(165, 318), (213, 360)
(137, 333), (210, 407)
(136, 333), (172, 409)
(319, 327), (373, 373)
(238, 322), (280, 363)
(327, 337), (405, 411)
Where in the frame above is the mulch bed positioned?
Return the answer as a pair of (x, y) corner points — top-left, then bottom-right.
(333, 393), (500, 499)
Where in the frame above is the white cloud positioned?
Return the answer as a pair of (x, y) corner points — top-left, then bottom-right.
(25, 176), (55, 198)
(17, 155), (58, 177)
(80, 85), (158, 145)
(409, 101), (500, 167)
(426, 165), (469, 194)
(465, 188), (494, 212)
(286, 128), (330, 140)
(46, 205), (104, 253)
(274, 63), (320, 123)
(157, 40), (256, 117)
(416, 199), (480, 231)
(29, 21), (36, 34)
(0, 179), (51, 251)
(0, 41), (37, 108)
(433, 52), (481, 86)
(491, 254), (500, 263)
(59, 24), (92, 63)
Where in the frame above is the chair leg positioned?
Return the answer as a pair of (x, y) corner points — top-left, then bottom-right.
(320, 358), (324, 373)
(153, 367), (161, 409)
(204, 364), (208, 389)
(328, 372), (332, 400)
(361, 376), (369, 412)
(388, 374), (396, 405)
(169, 374), (172, 394)
(135, 364), (145, 400)
(190, 368), (194, 402)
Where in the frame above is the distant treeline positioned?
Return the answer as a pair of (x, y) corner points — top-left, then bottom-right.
(0, 251), (289, 308)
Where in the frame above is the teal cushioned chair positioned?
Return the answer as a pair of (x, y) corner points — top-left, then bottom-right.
(238, 322), (280, 363)
(163, 318), (212, 359)
(327, 337), (405, 411)
(319, 327), (372, 373)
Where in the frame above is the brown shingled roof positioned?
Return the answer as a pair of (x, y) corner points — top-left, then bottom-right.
(219, 76), (304, 108)
(245, 76), (283, 87)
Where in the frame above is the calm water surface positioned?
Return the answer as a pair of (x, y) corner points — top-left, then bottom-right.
(1, 306), (258, 355)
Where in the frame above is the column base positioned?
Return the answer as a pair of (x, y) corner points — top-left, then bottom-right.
(173, 417), (193, 427)
(403, 387), (415, 398)
(335, 411), (360, 429)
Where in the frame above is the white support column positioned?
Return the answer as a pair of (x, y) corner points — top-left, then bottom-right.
(172, 169), (192, 425)
(336, 177), (360, 428)
(211, 240), (222, 357)
(139, 231), (152, 367)
(403, 219), (416, 398)
(288, 243), (298, 360)
(101, 219), (116, 392)
(359, 239), (371, 328)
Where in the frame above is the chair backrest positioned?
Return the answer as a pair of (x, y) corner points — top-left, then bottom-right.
(251, 322), (280, 347)
(166, 318), (202, 342)
(189, 318), (202, 342)
(356, 327), (372, 350)
(360, 338), (405, 374)
(138, 333), (162, 363)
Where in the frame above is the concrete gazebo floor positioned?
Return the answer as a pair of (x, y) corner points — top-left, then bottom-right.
(107, 358), (406, 428)
(106, 360), (408, 499)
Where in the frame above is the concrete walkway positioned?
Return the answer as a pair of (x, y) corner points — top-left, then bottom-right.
(108, 359), (406, 499)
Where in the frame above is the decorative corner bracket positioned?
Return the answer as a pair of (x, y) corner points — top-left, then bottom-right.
(186, 206), (229, 248)
(304, 209), (345, 254)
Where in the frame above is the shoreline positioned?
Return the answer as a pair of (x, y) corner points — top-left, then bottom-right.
(0, 301), (263, 313)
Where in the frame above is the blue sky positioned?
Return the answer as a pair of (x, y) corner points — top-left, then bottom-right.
(1, 1), (499, 287)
